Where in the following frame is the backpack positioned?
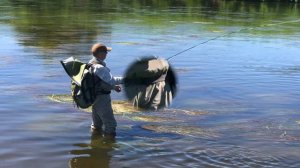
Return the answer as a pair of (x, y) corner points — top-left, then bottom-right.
(61, 57), (96, 109)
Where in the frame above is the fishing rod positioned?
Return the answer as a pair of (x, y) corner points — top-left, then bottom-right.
(166, 19), (300, 61)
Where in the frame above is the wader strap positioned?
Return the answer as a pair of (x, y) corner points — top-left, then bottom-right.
(97, 91), (111, 95)
(89, 63), (112, 95)
(126, 73), (167, 85)
(152, 74), (167, 83)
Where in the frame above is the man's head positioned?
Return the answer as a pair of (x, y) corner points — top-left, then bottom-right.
(91, 43), (112, 60)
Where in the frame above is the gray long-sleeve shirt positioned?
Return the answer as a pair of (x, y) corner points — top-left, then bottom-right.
(89, 57), (123, 92)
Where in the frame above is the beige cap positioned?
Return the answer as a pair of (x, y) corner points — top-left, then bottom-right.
(91, 43), (112, 56)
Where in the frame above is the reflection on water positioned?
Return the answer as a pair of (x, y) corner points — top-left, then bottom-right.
(1, 0), (300, 167)
(69, 132), (115, 168)
(2, 0), (299, 51)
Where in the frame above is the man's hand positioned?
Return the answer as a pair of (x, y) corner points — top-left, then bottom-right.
(114, 85), (121, 92)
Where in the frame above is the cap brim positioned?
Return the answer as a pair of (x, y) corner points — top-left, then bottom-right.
(107, 47), (112, 51)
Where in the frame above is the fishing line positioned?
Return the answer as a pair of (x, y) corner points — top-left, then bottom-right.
(166, 19), (300, 61)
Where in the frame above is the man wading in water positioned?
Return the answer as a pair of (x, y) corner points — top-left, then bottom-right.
(89, 43), (123, 139)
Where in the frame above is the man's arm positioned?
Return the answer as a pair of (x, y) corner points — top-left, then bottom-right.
(94, 65), (123, 89)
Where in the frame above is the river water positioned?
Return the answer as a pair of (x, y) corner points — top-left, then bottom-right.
(1, 0), (300, 167)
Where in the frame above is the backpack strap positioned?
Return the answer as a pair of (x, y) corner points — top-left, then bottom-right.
(87, 62), (111, 95)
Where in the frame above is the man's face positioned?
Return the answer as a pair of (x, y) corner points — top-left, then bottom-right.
(96, 50), (108, 60)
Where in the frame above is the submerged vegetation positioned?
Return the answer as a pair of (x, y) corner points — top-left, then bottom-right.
(47, 94), (219, 138)
(47, 94), (142, 114)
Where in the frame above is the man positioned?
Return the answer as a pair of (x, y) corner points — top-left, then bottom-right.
(124, 56), (176, 110)
(89, 43), (123, 138)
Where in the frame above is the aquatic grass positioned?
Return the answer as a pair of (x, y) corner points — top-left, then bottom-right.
(47, 94), (142, 114)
